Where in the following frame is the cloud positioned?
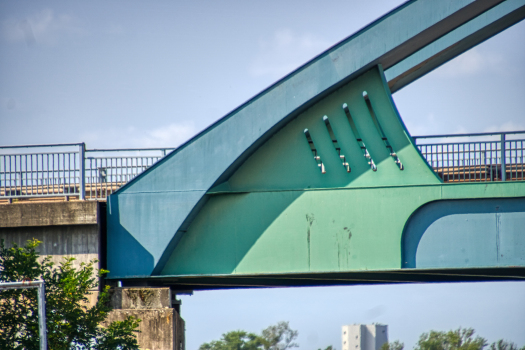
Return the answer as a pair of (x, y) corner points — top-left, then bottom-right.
(1, 9), (84, 46)
(434, 47), (504, 78)
(249, 28), (331, 79)
(80, 122), (198, 149)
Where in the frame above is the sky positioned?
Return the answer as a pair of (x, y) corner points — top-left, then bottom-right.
(1, 1), (524, 349)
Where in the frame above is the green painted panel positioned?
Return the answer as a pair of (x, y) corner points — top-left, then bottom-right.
(224, 67), (440, 193)
(161, 186), (441, 275)
(161, 182), (525, 276)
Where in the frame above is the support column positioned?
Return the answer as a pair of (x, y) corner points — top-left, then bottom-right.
(106, 287), (185, 350)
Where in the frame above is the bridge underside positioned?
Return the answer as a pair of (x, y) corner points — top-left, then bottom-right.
(120, 268), (525, 291)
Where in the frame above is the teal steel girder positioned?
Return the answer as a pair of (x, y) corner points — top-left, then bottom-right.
(107, 0), (525, 279)
(386, 0), (525, 92)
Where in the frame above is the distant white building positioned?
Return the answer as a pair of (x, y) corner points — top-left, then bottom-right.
(342, 324), (388, 350)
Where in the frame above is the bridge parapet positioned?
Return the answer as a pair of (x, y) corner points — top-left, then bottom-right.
(0, 144), (174, 202)
(415, 131), (525, 182)
(1, 131), (524, 203)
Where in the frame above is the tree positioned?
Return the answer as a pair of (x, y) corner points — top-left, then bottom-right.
(199, 321), (299, 350)
(199, 330), (265, 350)
(490, 340), (525, 350)
(381, 341), (405, 350)
(261, 321), (299, 350)
(415, 328), (487, 350)
(318, 346), (335, 350)
(0, 239), (140, 350)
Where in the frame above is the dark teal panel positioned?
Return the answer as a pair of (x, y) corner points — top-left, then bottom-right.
(402, 198), (525, 269)
(107, 190), (206, 278)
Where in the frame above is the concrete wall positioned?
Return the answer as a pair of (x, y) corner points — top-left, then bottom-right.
(107, 287), (185, 350)
(0, 201), (103, 285)
(0, 201), (99, 227)
(0, 224), (99, 270)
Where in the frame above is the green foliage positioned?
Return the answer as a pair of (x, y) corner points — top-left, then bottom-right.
(318, 346), (335, 350)
(261, 321), (299, 350)
(414, 328), (524, 350)
(415, 328), (487, 350)
(199, 330), (265, 350)
(199, 321), (299, 350)
(0, 239), (140, 350)
(490, 340), (525, 350)
(381, 341), (404, 350)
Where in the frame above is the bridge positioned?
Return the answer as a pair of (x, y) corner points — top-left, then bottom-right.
(2, 1), (525, 348)
(95, 0), (525, 290)
(2, 1), (525, 292)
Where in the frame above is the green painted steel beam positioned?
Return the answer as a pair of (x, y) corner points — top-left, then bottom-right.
(107, 0), (525, 280)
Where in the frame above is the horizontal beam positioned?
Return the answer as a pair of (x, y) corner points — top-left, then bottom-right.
(0, 280), (44, 290)
(113, 267), (525, 291)
(413, 129), (525, 139)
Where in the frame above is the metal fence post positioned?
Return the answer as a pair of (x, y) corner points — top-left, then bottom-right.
(0, 280), (47, 350)
(38, 282), (47, 350)
(501, 133), (506, 182)
(79, 143), (85, 200)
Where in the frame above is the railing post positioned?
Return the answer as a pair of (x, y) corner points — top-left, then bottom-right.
(37, 281), (47, 350)
(501, 133), (506, 182)
(79, 143), (85, 200)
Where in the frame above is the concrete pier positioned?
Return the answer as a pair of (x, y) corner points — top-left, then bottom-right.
(0, 201), (185, 349)
(106, 287), (185, 350)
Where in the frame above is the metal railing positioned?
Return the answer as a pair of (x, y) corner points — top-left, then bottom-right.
(1, 131), (524, 201)
(414, 131), (525, 182)
(0, 143), (174, 201)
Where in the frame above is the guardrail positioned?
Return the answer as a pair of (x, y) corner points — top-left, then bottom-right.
(414, 131), (525, 182)
(1, 131), (524, 201)
(0, 143), (174, 201)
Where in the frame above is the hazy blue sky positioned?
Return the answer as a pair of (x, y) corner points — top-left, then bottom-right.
(1, 1), (524, 349)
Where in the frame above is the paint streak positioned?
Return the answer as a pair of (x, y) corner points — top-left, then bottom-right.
(336, 226), (353, 270)
(306, 214), (315, 270)
(344, 227), (352, 240)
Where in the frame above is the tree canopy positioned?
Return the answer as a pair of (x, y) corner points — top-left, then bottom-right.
(381, 340), (405, 350)
(202, 323), (524, 350)
(415, 328), (487, 350)
(199, 321), (311, 350)
(385, 328), (524, 350)
(0, 239), (140, 350)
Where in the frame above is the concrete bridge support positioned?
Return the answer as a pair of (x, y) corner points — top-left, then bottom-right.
(106, 287), (185, 350)
(0, 201), (185, 349)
